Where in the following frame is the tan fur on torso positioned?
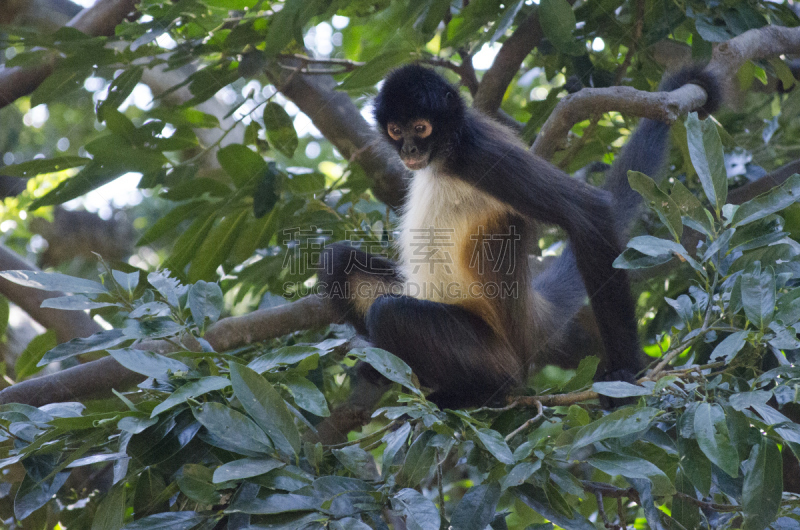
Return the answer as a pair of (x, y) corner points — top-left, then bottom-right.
(397, 166), (510, 324)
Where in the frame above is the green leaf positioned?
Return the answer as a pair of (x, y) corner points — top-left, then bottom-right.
(283, 373), (330, 417)
(592, 381), (651, 398)
(15, 330), (56, 379)
(560, 355), (599, 392)
(29, 156), (158, 209)
(14, 472), (70, 521)
(338, 50), (414, 91)
(185, 65), (239, 106)
(163, 211), (218, 273)
(678, 438), (712, 497)
(741, 263), (775, 331)
(118, 415), (157, 434)
(474, 428), (514, 464)
(693, 403), (739, 477)
(450, 483), (501, 530)
(672, 470), (701, 530)
(685, 112), (727, 212)
(133, 468), (168, 518)
(586, 452), (674, 496)
(39, 329), (127, 365)
(212, 457), (283, 483)
(350, 347), (420, 395)
(230, 493), (319, 514)
(188, 210), (250, 282)
(382, 422), (412, 477)
(187, 281), (223, 326)
(107, 348), (189, 379)
(329, 517), (372, 530)
(729, 243), (795, 276)
(490, 0), (525, 43)
(150, 376), (231, 417)
(216, 144), (269, 188)
(625, 236), (702, 273)
(229, 362), (301, 457)
(122, 319), (182, 339)
(742, 438), (782, 530)
(30, 67), (88, 106)
(263, 102), (299, 158)
(732, 173), (800, 227)
(613, 248), (674, 269)
(91, 484), (126, 530)
(539, 0), (584, 56)
(501, 461), (542, 490)
(253, 163), (281, 218)
(1, 156), (91, 178)
(332, 445), (378, 481)
(0, 270), (106, 294)
(391, 488), (439, 530)
(97, 66), (144, 122)
(248, 347), (318, 373)
(729, 390), (772, 411)
(120, 512), (206, 530)
(177, 464), (220, 505)
(514, 484), (595, 530)
(136, 201), (207, 246)
(399, 430), (436, 487)
(571, 407), (660, 451)
(312, 476), (379, 518)
(670, 180), (714, 236)
(544, 480), (572, 518)
(709, 331), (747, 363)
(41, 294), (118, 311)
(628, 171), (683, 239)
(192, 402), (273, 456)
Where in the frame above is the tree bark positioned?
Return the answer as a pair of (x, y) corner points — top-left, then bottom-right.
(0, 0), (139, 109)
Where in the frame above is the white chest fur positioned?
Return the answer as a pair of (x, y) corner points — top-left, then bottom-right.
(397, 167), (509, 303)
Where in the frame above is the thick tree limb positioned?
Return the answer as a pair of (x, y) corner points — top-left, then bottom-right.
(532, 25), (800, 160)
(532, 84), (709, 159)
(0, 246), (101, 344)
(708, 25), (800, 81)
(473, 10), (544, 114)
(0, 295), (338, 406)
(728, 158), (800, 205)
(0, 0), (139, 109)
(267, 63), (408, 209)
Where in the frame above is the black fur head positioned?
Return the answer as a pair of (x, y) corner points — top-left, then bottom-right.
(374, 64), (465, 170)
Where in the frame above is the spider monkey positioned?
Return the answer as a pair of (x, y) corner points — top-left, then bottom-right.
(318, 64), (720, 409)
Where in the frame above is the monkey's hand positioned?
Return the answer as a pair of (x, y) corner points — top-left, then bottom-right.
(598, 369), (641, 409)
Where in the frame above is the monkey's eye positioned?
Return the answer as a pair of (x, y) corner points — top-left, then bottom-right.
(413, 120), (432, 138)
(387, 124), (402, 141)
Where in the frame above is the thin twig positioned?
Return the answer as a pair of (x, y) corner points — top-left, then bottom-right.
(504, 399), (544, 442)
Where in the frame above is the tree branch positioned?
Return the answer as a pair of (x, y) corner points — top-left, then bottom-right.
(531, 84), (709, 159)
(473, 10), (543, 114)
(0, 0), (140, 109)
(532, 25), (800, 160)
(266, 62), (408, 209)
(0, 295), (338, 406)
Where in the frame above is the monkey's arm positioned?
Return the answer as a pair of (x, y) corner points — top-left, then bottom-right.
(450, 122), (642, 378)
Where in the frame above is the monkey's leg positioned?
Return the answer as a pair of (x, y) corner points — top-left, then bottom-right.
(366, 295), (523, 409)
(317, 242), (402, 334)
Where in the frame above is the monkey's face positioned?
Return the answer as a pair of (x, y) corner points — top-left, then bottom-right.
(386, 119), (434, 170)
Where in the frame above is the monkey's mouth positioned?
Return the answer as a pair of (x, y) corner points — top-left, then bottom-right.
(401, 155), (429, 170)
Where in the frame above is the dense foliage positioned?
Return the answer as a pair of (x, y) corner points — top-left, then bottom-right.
(0, 0), (799, 529)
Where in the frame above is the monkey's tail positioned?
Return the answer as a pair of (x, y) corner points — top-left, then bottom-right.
(534, 66), (721, 319)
